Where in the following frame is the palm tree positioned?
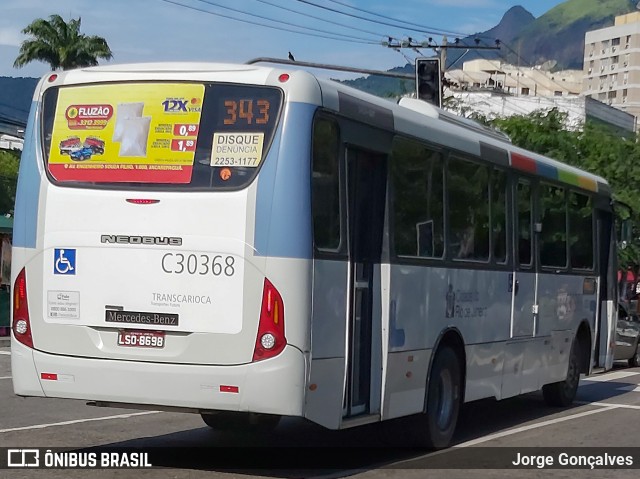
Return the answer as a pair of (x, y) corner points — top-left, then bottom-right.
(13, 15), (113, 70)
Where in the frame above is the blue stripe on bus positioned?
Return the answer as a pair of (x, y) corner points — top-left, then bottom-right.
(13, 102), (39, 249)
(536, 162), (558, 182)
(254, 102), (316, 259)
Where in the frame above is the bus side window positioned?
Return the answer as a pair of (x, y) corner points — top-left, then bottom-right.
(540, 183), (567, 269)
(569, 192), (594, 270)
(491, 169), (508, 263)
(312, 118), (341, 251)
(449, 157), (490, 261)
(517, 180), (532, 267)
(390, 137), (444, 259)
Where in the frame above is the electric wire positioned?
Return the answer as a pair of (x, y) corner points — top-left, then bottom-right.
(324, 0), (485, 39)
(252, 0), (399, 42)
(159, 0), (379, 44)
(194, 0), (378, 42)
(295, 0), (483, 39)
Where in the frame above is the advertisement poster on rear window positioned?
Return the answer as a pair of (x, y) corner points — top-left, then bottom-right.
(48, 83), (204, 183)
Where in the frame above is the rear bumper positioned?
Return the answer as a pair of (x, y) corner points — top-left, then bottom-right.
(11, 338), (307, 416)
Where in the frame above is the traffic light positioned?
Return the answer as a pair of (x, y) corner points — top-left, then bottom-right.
(416, 57), (442, 107)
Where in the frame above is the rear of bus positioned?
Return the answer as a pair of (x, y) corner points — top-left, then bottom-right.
(11, 64), (318, 420)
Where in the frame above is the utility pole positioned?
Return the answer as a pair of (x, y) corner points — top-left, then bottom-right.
(440, 36), (447, 77)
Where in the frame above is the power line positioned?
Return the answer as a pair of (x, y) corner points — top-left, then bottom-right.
(253, 0), (398, 42)
(295, 0), (485, 39)
(193, 0), (378, 42)
(324, 0), (480, 39)
(158, 0), (378, 45)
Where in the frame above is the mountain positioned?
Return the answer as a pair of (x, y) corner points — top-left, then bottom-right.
(446, 6), (535, 69)
(344, 0), (638, 97)
(0, 76), (38, 128)
(448, 0), (636, 70)
(509, 0), (636, 69)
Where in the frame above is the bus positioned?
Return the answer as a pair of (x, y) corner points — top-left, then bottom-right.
(11, 61), (618, 448)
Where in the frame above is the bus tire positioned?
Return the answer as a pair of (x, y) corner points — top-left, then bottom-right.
(629, 341), (640, 368)
(542, 339), (581, 407)
(200, 411), (280, 432)
(421, 346), (462, 449)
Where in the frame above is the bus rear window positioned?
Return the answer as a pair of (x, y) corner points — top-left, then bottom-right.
(42, 82), (283, 189)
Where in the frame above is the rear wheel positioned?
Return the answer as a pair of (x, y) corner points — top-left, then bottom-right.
(200, 411), (280, 432)
(420, 346), (462, 449)
(543, 339), (581, 406)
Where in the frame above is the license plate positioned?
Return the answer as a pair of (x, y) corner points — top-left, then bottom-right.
(117, 330), (165, 348)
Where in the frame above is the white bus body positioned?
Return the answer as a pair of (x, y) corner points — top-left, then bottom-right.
(11, 62), (617, 447)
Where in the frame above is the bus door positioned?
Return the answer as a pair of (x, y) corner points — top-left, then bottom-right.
(511, 179), (536, 339)
(595, 206), (615, 369)
(504, 178), (537, 398)
(344, 147), (386, 418)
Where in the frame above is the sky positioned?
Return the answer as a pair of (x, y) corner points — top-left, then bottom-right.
(0, 0), (568, 79)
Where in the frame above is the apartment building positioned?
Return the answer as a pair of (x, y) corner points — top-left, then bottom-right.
(583, 12), (640, 117)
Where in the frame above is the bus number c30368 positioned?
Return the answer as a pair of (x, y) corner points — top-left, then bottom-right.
(161, 253), (235, 276)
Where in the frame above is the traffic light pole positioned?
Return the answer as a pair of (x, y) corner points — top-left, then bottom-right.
(386, 37), (501, 108)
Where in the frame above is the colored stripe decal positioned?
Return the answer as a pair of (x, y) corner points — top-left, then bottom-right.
(511, 152), (599, 192)
(536, 162), (557, 181)
(558, 170), (579, 186)
(510, 152), (536, 173)
(579, 177), (598, 192)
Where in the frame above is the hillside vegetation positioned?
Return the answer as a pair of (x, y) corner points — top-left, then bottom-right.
(512, 0), (636, 68)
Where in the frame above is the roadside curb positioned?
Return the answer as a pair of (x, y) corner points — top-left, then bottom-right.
(0, 336), (10, 347)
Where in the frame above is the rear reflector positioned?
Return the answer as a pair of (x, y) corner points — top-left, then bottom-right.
(220, 385), (239, 393)
(41, 373), (58, 381)
(126, 199), (160, 204)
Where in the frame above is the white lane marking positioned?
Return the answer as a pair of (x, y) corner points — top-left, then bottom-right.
(453, 405), (618, 447)
(0, 411), (161, 433)
(616, 385), (640, 392)
(391, 404), (620, 467)
(0, 351), (11, 356)
(0, 376), (11, 380)
(581, 371), (640, 382)
(576, 400), (640, 410)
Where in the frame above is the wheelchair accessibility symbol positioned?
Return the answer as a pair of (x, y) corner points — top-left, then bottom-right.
(54, 249), (76, 275)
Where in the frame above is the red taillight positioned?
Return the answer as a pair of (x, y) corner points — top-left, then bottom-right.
(12, 268), (34, 349)
(252, 278), (286, 361)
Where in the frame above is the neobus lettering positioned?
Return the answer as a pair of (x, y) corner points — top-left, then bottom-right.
(217, 134), (261, 145)
(100, 235), (182, 246)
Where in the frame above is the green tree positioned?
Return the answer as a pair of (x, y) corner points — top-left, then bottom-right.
(14, 15), (112, 70)
(491, 109), (640, 269)
(0, 150), (20, 215)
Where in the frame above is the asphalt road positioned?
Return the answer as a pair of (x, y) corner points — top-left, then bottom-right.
(1, 335), (640, 479)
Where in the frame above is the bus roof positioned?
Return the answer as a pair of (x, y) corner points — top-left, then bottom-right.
(37, 61), (610, 195)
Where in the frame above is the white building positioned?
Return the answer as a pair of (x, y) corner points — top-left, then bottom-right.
(583, 12), (640, 116)
(0, 134), (23, 151)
